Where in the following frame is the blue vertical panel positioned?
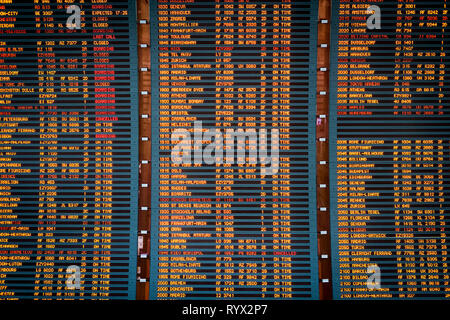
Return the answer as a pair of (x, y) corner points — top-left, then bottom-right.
(149, 0), (319, 299)
(0, 0), (138, 299)
(149, 0), (160, 300)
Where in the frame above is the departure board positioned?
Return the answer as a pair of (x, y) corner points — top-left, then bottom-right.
(330, 0), (450, 299)
(149, 0), (319, 299)
(0, 1), (139, 299)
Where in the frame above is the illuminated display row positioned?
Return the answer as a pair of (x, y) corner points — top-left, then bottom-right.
(329, 0), (450, 299)
(0, 1), (138, 299)
(149, 0), (319, 299)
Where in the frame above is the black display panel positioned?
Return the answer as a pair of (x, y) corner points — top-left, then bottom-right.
(0, 1), (139, 299)
(330, 0), (450, 299)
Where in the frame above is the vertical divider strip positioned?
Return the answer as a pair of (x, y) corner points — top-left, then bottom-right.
(316, 0), (333, 300)
(136, 0), (151, 300)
